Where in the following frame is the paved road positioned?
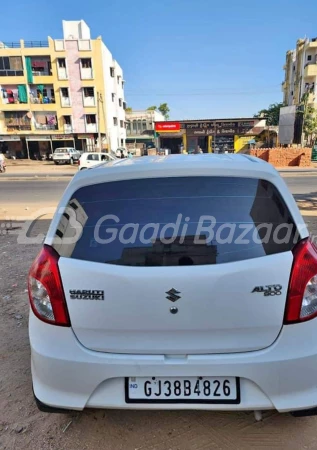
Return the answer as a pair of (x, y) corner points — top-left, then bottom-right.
(0, 175), (316, 205)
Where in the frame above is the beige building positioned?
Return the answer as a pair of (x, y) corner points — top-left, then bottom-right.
(282, 37), (317, 108)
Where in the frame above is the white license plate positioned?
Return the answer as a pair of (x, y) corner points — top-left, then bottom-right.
(126, 376), (240, 404)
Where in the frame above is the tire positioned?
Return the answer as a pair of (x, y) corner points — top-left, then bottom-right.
(54, 161), (58, 165)
(80, 167), (87, 170)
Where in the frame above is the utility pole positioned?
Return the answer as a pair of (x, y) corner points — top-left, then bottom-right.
(97, 92), (102, 152)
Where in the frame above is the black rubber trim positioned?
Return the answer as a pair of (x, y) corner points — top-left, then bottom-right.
(290, 407), (317, 417)
(125, 377), (241, 404)
(33, 389), (74, 414)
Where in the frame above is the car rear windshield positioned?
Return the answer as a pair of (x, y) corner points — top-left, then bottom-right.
(53, 177), (299, 266)
(54, 149), (69, 154)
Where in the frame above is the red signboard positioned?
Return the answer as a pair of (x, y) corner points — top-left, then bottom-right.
(155, 122), (180, 132)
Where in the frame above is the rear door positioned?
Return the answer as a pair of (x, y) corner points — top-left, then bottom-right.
(55, 176), (298, 354)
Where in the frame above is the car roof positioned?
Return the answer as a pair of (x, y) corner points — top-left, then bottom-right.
(71, 154), (280, 187)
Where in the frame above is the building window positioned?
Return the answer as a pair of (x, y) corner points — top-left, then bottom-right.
(291, 91), (293, 96)
(117, 75), (120, 84)
(308, 55), (312, 61)
(126, 121), (131, 133)
(112, 93), (115, 102)
(0, 56), (23, 76)
(142, 120), (147, 131)
(86, 114), (96, 124)
(119, 98), (122, 107)
(64, 115), (72, 125)
(123, 101), (126, 110)
(122, 81), (124, 89)
(61, 87), (69, 97)
(120, 120), (124, 128)
(84, 87), (94, 97)
(58, 58), (66, 68)
(81, 58), (92, 68)
(110, 67), (115, 77)
(132, 120), (137, 132)
(113, 117), (118, 126)
(121, 139), (124, 146)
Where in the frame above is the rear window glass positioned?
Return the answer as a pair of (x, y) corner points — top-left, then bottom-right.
(54, 149), (69, 154)
(53, 177), (299, 266)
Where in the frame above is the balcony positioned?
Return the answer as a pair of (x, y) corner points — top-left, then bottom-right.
(61, 96), (71, 107)
(304, 63), (317, 78)
(81, 67), (93, 79)
(86, 123), (97, 133)
(64, 124), (73, 133)
(33, 112), (58, 131)
(83, 95), (95, 107)
(57, 67), (68, 80)
(4, 112), (31, 131)
(308, 40), (317, 49)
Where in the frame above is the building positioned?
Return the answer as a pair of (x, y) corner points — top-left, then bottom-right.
(0, 20), (126, 159)
(282, 37), (317, 108)
(125, 109), (165, 151)
(154, 118), (269, 154)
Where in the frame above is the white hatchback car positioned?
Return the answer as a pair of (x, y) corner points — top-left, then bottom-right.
(78, 152), (116, 170)
(28, 155), (317, 417)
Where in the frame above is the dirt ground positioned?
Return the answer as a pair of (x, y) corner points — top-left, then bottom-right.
(2, 219), (317, 449)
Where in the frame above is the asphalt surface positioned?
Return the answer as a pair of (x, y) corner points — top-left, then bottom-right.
(0, 175), (316, 205)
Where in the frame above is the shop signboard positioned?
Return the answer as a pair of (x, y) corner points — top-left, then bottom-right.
(77, 134), (94, 139)
(0, 135), (21, 141)
(155, 122), (180, 132)
(183, 120), (256, 134)
(25, 135), (51, 141)
(51, 135), (74, 140)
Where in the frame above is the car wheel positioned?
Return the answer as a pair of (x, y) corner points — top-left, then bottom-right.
(54, 161), (58, 165)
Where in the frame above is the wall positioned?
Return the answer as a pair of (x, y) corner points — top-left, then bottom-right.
(101, 43), (126, 149)
(249, 148), (312, 167)
(62, 20), (91, 40)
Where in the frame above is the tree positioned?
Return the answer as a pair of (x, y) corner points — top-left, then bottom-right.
(125, 107), (132, 112)
(147, 103), (170, 119)
(301, 92), (317, 146)
(158, 103), (170, 120)
(254, 102), (284, 126)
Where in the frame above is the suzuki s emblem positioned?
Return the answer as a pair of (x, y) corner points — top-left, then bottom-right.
(166, 288), (181, 302)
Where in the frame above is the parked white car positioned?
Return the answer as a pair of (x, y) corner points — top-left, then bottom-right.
(78, 152), (116, 170)
(52, 148), (81, 165)
(28, 154), (317, 417)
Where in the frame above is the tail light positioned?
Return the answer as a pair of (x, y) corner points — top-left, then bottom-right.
(284, 238), (317, 324)
(28, 245), (70, 326)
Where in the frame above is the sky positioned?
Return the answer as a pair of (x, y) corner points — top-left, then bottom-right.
(2, 0), (317, 120)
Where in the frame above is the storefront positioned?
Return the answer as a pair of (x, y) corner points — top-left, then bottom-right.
(155, 119), (262, 154)
(155, 122), (185, 154)
(0, 135), (24, 158)
(76, 134), (97, 152)
(25, 135), (52, 159)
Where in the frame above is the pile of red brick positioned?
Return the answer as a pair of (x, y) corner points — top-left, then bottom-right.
(249, 148), (312, 167)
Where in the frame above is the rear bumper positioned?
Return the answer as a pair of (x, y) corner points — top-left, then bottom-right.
(29, 310), (317, 412)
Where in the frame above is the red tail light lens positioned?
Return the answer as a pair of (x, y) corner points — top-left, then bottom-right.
(284, 238), (317, 324)
(28, 245), (70, 326)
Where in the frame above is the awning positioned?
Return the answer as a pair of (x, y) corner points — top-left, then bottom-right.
(248, 139), (256, 144)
